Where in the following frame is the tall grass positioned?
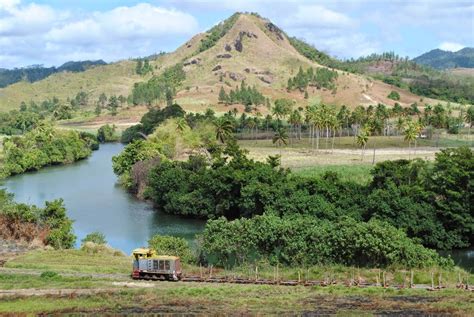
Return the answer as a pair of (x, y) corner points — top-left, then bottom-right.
(292, 164), (373, 185)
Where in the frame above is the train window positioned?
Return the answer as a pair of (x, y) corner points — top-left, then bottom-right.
(153, 260), (158, 270)
(159, 260), (165, 270)
(165, 260), (170, 270)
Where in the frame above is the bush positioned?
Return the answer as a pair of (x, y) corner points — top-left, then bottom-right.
(387, 91), (401, 100)
(97, 124), (118, 143)
(81, 232), (107, 245)
(148, 235), (194, 263)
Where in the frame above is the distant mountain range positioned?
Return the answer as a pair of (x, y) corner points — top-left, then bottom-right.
(413, 48), (474, 69)
(0, 60), (107, 88)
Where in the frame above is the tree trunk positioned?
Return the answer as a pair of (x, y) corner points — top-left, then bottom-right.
(372, 138), (376, 165)
(331, 129), (335, 154)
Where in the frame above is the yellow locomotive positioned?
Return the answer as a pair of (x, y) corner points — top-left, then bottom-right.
(131, 248), (182, 281)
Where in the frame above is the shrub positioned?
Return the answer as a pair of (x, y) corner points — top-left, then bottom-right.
(81, 232), (107, 245)
(387, 90), (401, 100)
(148, 235), (194, 263)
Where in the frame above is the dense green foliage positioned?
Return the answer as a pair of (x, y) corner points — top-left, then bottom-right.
(218, 81), (266, 107)
(121, 104), (186, 143)
(2, 125), (94, 177)
(413, 48), (474, 69)
(130, 64), (185, 106)
(201, 215), (450, 268)
(81, 232), (107, 245)
(148, 235), (194, 263)
(287, 67), (338, 91)
(0, 191), (76, 249)
(145, 143), (473, 250)
(97, 124), (118, 143)
(198, 13), (240, 53)
(0, 60), (106, 88)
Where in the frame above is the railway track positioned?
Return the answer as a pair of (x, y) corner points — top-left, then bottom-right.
(146, 275), (474, 291)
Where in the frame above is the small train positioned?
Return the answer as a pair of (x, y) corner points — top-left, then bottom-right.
(131, 248), (182, 281)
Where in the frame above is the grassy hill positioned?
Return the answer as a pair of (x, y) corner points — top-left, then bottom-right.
(0, 13), (457, 119)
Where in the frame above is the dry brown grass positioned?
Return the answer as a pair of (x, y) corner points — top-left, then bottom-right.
(0, 13), (457, 116)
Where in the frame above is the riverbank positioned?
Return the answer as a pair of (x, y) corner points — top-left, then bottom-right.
(1, 249), (473, 315)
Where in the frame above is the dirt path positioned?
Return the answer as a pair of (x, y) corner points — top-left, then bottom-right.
(0, 267), (129, 280)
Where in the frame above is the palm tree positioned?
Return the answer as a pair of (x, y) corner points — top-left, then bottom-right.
(289, 109), (302, 144)
(396, 117), (405, 136)
(404, 120), (417, 159)
(175, 117), (188, 133)
(213, 118), (234, 143)
(356, 126), (369, 161)
(272, 128), (288, 157)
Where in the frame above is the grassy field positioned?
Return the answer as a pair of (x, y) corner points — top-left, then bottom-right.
(239, 135), (473, 171)
(293, 164), (374, 184)
(0, 249), (473, 314)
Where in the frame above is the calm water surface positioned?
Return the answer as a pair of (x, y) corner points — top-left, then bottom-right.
(1, 143), (205, 254)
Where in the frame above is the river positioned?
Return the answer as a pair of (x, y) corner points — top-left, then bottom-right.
(1, 143), (473, 271)
(1, 143), (205, 254)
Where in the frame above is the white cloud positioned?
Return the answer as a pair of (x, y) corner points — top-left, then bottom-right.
(439, 42), (465, 52)
(0, 1), (199, 67)
(283, 5), (355, 29)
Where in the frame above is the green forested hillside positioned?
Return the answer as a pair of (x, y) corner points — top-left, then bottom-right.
(413, 48), (474, 69)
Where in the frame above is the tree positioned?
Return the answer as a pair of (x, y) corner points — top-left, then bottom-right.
(356, 126), (369, 161)
(404, 120), (418, 159)
(272, 128), (288, 157)
(175, 117), (188, 133)
(97, 124), (118, 143)
(148, 235), (194, 263)
(465, 105), (474, 143)
(81, 232), (107, 245)
(218, 86), (228, 104)
(213, 117), (234, 143)
(94, 103), (101, 116)
(272, 99), (293, 121)
(387, 91), (400, 101)
(98, 93), (107, 107)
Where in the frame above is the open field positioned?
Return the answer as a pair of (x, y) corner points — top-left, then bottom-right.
(0, 249), (472, 314)
(239, 135), (473, 170)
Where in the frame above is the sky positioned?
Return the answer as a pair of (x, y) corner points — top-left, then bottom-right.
(0, 0), (473, 68)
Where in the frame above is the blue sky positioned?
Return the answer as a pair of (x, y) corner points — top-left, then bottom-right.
(1, 0), (473, 68)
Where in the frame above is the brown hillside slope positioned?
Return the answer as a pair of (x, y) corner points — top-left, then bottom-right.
(0, 13), (444, 116)
(174, 14), (441, 112)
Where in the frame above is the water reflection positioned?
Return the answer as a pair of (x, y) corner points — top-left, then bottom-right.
(2, 143), (205, 254)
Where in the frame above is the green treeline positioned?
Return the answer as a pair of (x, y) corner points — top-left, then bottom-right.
(287, 66), (338, 91)
(0, 191), (75, 249)
(130, 64), (185, 106)
(144, 144), (472, 251)
(218, 81), (266, 107)
(198, 13), (240, 53)
(1, 125), (97, 177)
